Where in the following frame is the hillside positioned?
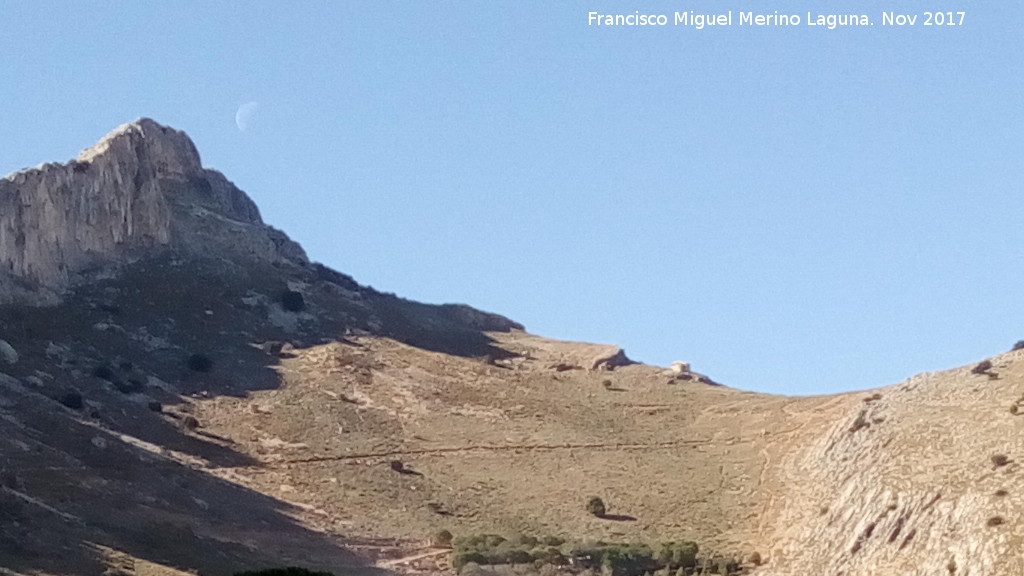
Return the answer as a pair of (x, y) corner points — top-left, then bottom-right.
(1, 120), (1022, 576)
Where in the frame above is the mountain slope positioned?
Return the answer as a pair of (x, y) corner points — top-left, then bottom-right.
(0, 120), (1021, 576)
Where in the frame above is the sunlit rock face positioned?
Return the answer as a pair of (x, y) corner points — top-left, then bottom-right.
(0, 118), (305, 304)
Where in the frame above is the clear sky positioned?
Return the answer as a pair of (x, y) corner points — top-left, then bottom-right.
(1, 2), (1021, 395)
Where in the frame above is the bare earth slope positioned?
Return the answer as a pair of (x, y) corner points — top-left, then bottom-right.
(1, 121), (1021, 576)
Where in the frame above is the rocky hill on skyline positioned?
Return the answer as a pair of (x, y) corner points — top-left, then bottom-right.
(0, 120), (1022, 576)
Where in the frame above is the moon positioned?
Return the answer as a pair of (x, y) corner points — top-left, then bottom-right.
(235, 101), (259, 132)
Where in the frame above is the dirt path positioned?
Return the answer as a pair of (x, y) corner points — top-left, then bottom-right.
(254, 439), (714, 467)
(376, 548), (449, 568)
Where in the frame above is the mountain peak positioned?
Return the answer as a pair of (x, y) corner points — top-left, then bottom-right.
(76, 118), (202, 178)
(0, 119), (304, 304)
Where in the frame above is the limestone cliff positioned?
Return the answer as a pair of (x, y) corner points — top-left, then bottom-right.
(0, 119), (305, 304)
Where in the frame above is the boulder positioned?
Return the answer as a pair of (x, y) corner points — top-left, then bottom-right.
(0, 340), (17, 365)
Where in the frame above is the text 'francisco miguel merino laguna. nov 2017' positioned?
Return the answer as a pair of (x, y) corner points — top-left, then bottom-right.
(587, 11), (967, 30)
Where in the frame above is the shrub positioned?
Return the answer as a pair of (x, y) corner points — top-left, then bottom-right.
(504, 548), (534, 564)
(513, 534), (539, 548)
(281, 290), (306, 312)
(431, 529), (454, 548)
(748, 551), (762, 566)
(987, 516), (1005, 527)
(531, 547), (567, 566)
(656, 542), (699, 569)
(187, 353), (213, 372)
(991, 454), (1010, 467)
(92, 364), (115, 381)
(591, 543), (656, 574)
(453, 552), (489, 571)
(971, 360), (993, 375)
(1011, 405), (1019, 415)
(454, 534), (507, 550)
(994, 489), (1009, 497)
(541, 536), (565, 547)
(1013, 341), (1024, 351)
(148, 401), (163, 413)
(58, 391), (83, 410)
(586, 496), (606, 517)
(459, 562), (486, 576)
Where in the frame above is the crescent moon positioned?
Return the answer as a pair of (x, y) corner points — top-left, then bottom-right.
(235, 102), (259, 132)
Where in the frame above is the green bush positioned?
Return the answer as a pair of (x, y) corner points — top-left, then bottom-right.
(587, 543), (657, 575)
(453, 533), (707, 576)
(513, 534), (539, 548)
(656, 541), (699, 569)
(431, 529), (454, 547)
(455, 534), (507, 549)
(531, 546), (567, 566)
(453, 551), (489, 571)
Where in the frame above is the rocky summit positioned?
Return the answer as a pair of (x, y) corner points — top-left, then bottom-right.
(0, 121), (1022, 576)
(0, 119), (304, 305)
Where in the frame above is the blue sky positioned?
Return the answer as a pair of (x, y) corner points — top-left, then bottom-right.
(1, 2), (1021, 395)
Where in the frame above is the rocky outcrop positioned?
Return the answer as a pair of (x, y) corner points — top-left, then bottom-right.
(766, 359), (1024, 576)
(0, 119), (306, 304)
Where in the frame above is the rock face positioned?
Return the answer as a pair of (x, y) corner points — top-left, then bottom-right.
(0, 119), (306, 304)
